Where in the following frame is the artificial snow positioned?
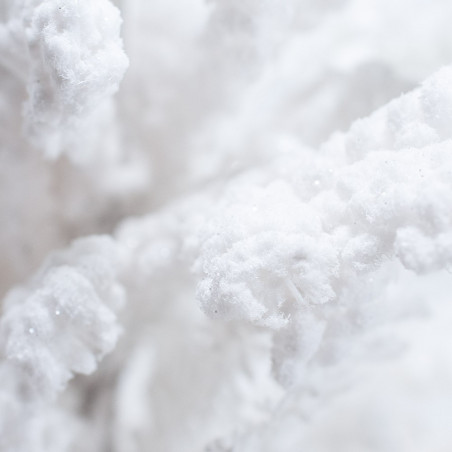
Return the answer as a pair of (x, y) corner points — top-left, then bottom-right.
(1, 1), (452, 451)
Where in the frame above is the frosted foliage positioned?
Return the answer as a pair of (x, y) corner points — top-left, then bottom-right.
(2, 1), (452, 452)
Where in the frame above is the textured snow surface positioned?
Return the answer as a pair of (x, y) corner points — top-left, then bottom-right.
(2, 1), (452, 451)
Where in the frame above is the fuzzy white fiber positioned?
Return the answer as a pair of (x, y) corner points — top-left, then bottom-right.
(1, 1), (452, 451)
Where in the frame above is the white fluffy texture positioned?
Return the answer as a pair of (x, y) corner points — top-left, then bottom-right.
(3, 1), (452, 452)
(0, 0), (139, 296)
(0, 236), (124, 452)
(195, 68), (452, 389)
(22, 0), (129, 159)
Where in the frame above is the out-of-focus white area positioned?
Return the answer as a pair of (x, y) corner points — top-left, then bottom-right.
(1, 1), (452, 451)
